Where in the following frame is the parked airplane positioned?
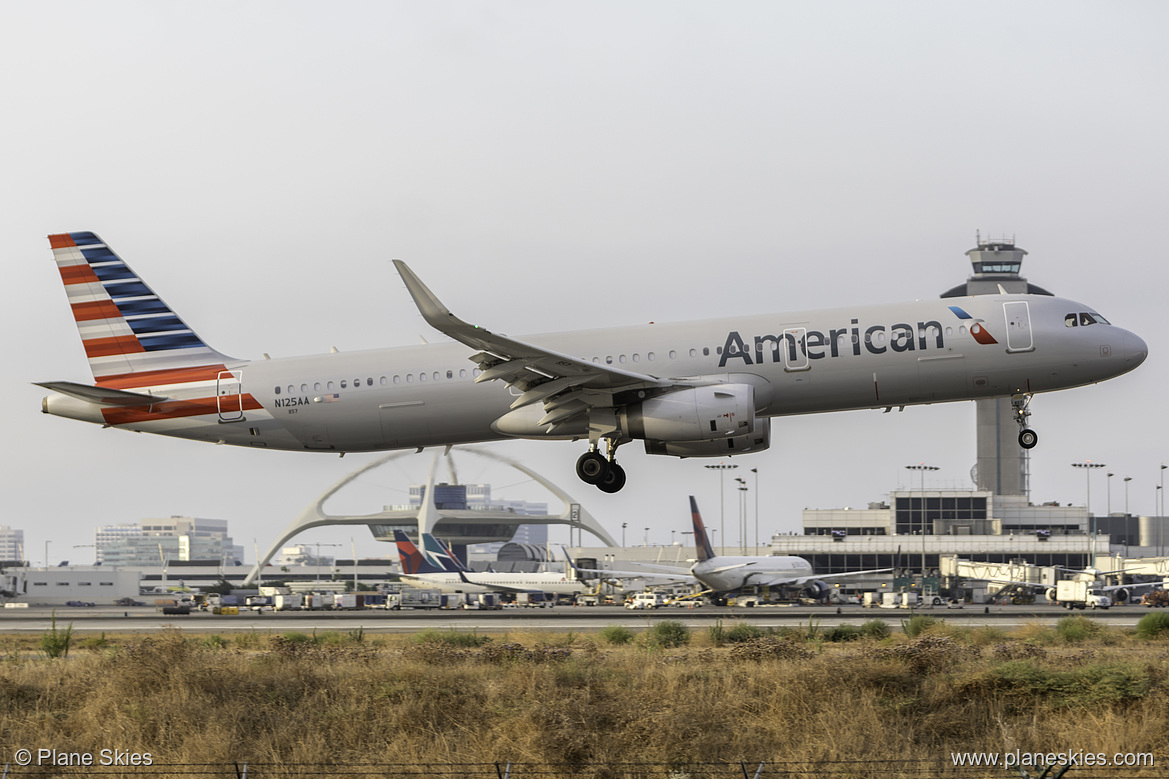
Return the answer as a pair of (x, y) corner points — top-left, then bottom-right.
(393, 530), (586, 597)
(39, 232), (1147, 492)
(566, 497), (890, 603)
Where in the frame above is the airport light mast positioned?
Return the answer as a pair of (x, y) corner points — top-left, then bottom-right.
(704, 463), (738, 553)
(1072, 461), (1106, 561)
(905, 464), (939, 577)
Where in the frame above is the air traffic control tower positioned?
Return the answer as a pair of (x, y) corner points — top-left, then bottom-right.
(941, 236), (1052, 497)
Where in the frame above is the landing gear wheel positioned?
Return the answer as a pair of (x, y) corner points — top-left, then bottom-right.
(1018, 428), (1038, 449)
(576, 451), (610, 485)
(597, 462), (627, 493)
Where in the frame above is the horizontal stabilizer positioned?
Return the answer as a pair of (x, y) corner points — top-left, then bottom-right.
(35, 381), (168, 407)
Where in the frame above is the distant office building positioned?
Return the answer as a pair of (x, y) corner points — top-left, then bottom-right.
(95, 523), (141, 564)
(0, 526), (24, 562)
(97, 516), (243, 566)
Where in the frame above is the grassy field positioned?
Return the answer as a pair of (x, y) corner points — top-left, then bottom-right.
(1, 614), (1167, 777)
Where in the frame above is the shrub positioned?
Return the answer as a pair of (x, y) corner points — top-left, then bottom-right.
(647, 620), (690, 649)
(724, 621), (765, 643)
(860, 619), (891, 640)
(1056, 614), (1105, 643)
(599, 624), (635, 645)
(79, 632), (109, 652)
(824, 624), (862, 642)
(412, 628), (491, 648)
(1136, 610), (1169, 639)
(40, 612), (73, 659)
(901, 614), (938, 638)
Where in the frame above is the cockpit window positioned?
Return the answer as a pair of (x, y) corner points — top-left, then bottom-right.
(1066, 312), (1111, 327)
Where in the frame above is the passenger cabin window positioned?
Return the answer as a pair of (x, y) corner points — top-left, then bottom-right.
(274, 386), (281, 395)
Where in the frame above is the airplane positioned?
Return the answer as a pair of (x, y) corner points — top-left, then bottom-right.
(38, 231), (1148, 492)
(393, 530), (587, 597)
(565, 496), (890, 604)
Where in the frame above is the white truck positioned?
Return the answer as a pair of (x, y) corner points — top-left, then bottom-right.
(386, 588), (442, 610)
(1055, 580), (1111, 610)
(625, 591), (667, 610)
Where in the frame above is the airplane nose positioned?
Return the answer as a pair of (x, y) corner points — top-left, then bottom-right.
(1123, 329), (1149, 367)
(1110, 328), (1148, 372)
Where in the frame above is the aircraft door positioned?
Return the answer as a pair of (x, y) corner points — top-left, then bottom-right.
(216, 370), (244, 421)
(1003, 301), (1034, 353)
(783, 327), (810, 372)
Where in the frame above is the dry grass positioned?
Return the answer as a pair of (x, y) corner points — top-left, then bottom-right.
(0, 623), (1166, 777)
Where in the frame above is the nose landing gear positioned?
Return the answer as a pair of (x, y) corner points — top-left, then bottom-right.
(575, 439), (628, 493)
(1012, 393), (1038, 449)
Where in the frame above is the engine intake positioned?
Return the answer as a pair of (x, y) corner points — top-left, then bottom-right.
(622, 384), (755, 442)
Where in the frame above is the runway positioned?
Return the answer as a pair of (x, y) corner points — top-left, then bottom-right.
(0, 603), (1154, 633)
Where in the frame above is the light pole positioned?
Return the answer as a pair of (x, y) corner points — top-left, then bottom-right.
(644, 527), (649, 547)
(621, 523), (627, 548)
(905, 464), (939, 577)
(735, 477), (747, 554)
(1107, 472), (1114, 516)
(1072, 461), (1106, 562)
(44, 540), (51, 569)
(704, 463), (738, 554)
(1124, 476), (1133, 557)
(751, 468), (759, 552)
(1154, 463), (1164, 554)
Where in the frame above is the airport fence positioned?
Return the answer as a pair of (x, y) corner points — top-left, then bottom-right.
(2, 760), (1168, 779)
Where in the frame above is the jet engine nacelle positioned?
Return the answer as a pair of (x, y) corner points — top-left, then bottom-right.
(623, 383), (755, 442)
(800, 580), (830, 601)
(643, 418), (771, 458)
(1046, 588), (1058, 603)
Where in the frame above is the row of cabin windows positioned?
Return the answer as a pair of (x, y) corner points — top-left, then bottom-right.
(272, 349), (711, 395)
(274, 368), (481, 395)
(270, 328), (965, 395)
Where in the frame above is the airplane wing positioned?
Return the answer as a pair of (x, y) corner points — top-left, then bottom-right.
(394, 260), (695, 430)
(749, 568), (893, 589)
(561, 547), (696, 585)
(34, 381), (169, 407)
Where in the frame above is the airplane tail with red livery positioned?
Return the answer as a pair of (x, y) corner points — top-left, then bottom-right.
(689, 495), (716, 562)
(38, 232), (266, 435)
(46, 231), (236, 386)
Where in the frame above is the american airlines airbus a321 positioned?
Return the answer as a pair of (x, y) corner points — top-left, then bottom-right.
(39, 232), (1147, 492)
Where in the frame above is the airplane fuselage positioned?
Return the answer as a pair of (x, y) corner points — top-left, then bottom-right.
(398, 571), (586, 596)
(43, 293), (1148, 455)
(690, 555), (816, 592)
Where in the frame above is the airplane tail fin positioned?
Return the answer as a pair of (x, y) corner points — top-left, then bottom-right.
(393, 531), (428, 575)
(47, 232), (237, 386)
(689, 496), (716, 562)
(420, 533), (467, 572)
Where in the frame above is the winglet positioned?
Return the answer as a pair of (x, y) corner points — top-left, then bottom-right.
(393, 260), (460, 332)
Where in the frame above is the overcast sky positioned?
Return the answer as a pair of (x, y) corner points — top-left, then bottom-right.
(4, 2), (1167, 565)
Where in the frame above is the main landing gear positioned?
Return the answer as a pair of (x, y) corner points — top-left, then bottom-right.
(576, 440), (627, 493)
(1012, 393), (1038, 450)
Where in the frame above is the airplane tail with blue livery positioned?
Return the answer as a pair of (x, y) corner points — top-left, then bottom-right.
(39, 232), (265, 434)
(393, 530), (465, 574)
